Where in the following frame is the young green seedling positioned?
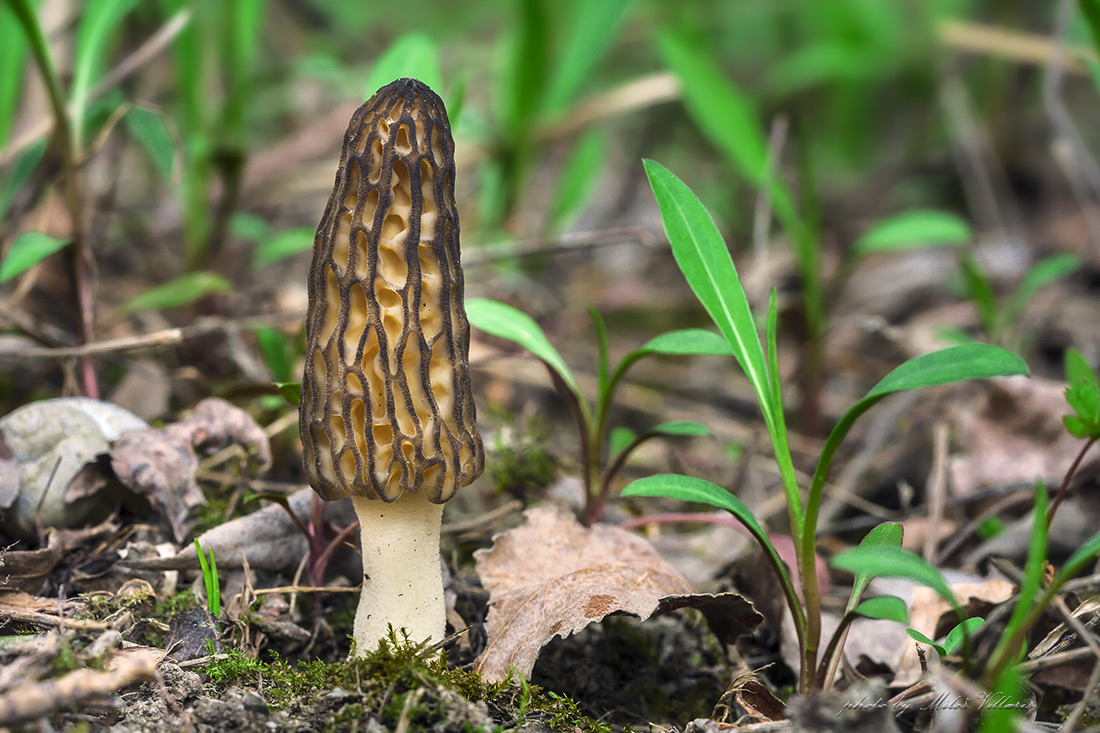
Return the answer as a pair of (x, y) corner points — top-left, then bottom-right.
(623, 159), (1030, 695)
(466, 299), (729, 525)
(194, 538), (221, 617)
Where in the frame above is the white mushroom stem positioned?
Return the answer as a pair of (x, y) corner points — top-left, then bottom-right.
(351, 491), (445, 654)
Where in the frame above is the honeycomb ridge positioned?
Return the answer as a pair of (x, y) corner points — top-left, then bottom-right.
(301, 78), (484, 503)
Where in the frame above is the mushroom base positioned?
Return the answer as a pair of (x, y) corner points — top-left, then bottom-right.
(351, 491), (445, 655)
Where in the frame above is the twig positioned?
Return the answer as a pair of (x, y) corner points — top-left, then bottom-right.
(925, 422), (949, 563)
(938, 18), (1094, 73)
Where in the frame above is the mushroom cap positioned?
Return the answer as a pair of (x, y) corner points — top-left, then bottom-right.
(300, 78), (484, 503)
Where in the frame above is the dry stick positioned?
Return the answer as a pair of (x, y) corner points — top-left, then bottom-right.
(924, 422), (950, 564)
(0, 654), (157, 726)
(938, 18), (1095, 74)
(1044, 0), (1100, 258)
(751, 115), (788, 259)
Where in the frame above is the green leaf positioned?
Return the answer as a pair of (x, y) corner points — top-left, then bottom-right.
(1053, 528), (1100, 588)
(1080, 0), (1100, 59)
(854, 596), (908, 623)
(978, 664), (1026, 733)
(255, 326), (291, 381)
(0, 231), (70, 282)
(549, 129), (607, 231)
(124, 106), (177, 181)
(0, 140), (46, 222)
(657, 29), (768, 189)
(365, 32), (444, 104)
(765, 41), (877, 96)
(849, 521), (904, 608)
(636, 328), (733, 357)
(466, 298), (582, 399)
(622, 474), (788, 583)
(1064, 381), (1100, 438)
(642, 159), (775, 430)
(944, 617), (984, 655)
(496, 0), (549, 138)
(121, 272), (233, 312)
(542, 0), (633, 114)
(275, 381), (302, 407)
(70, 0), (140, 144)
(648, 421), (713, 438)
(230, 212), (270, 241)
(1006, 254), (1080, 325)
(852, 209), (971, 258)
(1065, 348), (1098, 385)
(253, 227), (316, 267)
(0, 0), (31, 148)
(865, 344), (1029, 401)
(959, 254), (998, 338)
(831, 546), (959, 610)
(608, 427), (635, 460)
(905, 628), (946, 657)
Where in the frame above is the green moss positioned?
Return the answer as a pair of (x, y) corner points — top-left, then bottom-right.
(154, 589), (198, 620)
(200, 631), (610, 732)
(489, 413), (557, 494)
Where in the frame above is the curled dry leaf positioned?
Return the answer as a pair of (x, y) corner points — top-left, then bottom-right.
(110, 398), (272, 543)
(474, 505), (697, 681)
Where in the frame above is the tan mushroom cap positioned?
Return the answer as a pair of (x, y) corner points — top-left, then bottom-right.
(301, 78), (483, 503)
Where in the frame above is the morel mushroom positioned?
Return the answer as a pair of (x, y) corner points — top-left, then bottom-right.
(300, 78), (484, 654)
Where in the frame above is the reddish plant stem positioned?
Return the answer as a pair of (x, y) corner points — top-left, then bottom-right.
(1048, 437), (1097, 530)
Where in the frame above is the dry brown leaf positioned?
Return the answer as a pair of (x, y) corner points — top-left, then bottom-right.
(950, 376), (1099, 496)
(110, 398), (271, 542)
(474, 505), (694, 681)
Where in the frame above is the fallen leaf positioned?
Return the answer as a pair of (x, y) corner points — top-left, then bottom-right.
(0, 398), (147, 540)
(110, 398), (271, 543)
(652, 592), (762, 646)
(474, 505), (695, 681)
(951, 376), (1100, 496)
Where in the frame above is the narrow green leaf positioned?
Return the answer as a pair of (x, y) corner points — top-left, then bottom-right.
(905, 628), (946, 657)
(543, 0), (633, 114)
(0, 231), (70, 282)
(944, 617), (984, 655)
(124, 106), (177, 181)
(230, 212), (270, 241)
(636, 329), (733, 357)
(765, 41), (876, 95)
(977, 664), (1026, 733)
(1080, 0), (1100, 59)
(642, 159), (775, 428)
(648, 421), (713, 438)
(549, 129), (608, 231)
(657, 29), (767, 188)
(622, 474), (794, 597)
(865, 343), (1029, 400)
(121, 272), (233, 312)
(466, 298), (582, 399)
(831, 546), (959, 609)
(849, 521), (904, 607)
(852, 209), (971, 258)
(0, 140), (46, 222)
(275, 381), (302, 407)
(959, 254), (998, 337)
(1053, 528), (1100, 588)
(854, 596), (908, 623)
(496, 0), (549, 137)
(0, 0), (31, 148)
(1006, 254), (1080, 324)
(622, 474), (770, 545)
(1065, 347), (1098, 385)
(70, 0), (140, 144)
(365, 32), (443, 104)
(255, 326), (291, 381)
(608, 426), (635, 460)
(253, 227), (316, 267)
